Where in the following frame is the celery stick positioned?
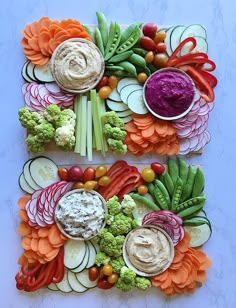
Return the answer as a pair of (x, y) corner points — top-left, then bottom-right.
(87, 100), (93, 161)
(97, 96), (108, 153)
(74, 95), (82, 153)
(80, 96), (87, 156)
(91, 90), (102, 151)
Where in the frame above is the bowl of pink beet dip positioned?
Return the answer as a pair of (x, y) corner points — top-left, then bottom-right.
(143, 68), (196, 120)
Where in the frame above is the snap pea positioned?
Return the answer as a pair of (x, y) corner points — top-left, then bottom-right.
(82, 24), (95, 42)
(183, 216), (211, 229)
(105, 64), (125, 71)
(176, 196), (206, 213)
(96, 11), (109, 47)
(128, 53), (146, 68)
(168, 158), (179, 185)
(116, 26), (142, 54)
(118, 61), (137, 76)
(153, 186), (169, 210)
(147, 63), (157, 73)
(105, 70), (132, 77)
(95, 28), (105, 55)
(108, 50), (133, 63)
(161, 172), (174, 197)
(147, 182), (156, 199)
(178, 157), (188, 185)
(132, 48), (147, 57)
(192, 168), (205, 197)
(129, 193), (160, 210)
(176, 202), (205, 218)
(120, 22), (142, 45)
(104, 22), (121, 61)
(171, 177), (183, 212)
(154, 179), (171, 207)
(180, 166), (196, 202)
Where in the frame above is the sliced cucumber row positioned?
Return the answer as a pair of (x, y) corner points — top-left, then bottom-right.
(21, 61), (54, 83)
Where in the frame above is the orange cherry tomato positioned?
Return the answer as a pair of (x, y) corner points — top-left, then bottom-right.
(153, 53), (168, 68)
(154, 31), (167, 44)
(102, 264), (113, 276)
(137, 73), (148, 83)
(145, 51), (154, 63)
(98, 175), (111, 186)
(108, 75), (118, 89)
(95, 165), (108, 178)
(98, 86), (111, 99)
(137, 185), (148, 195)
(73, 182), (84, 189)
(107, 273), (118, 284)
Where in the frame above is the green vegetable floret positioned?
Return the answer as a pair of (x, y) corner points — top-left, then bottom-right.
(135, 277), (151, 291)
(102, 111), (125, 129)
(103, 123), (126, 140)
(121, 195), (136, 215)
(43, 105), (61, 124)
(106, 196), (121, 215)
(26, 134), (45, 153)
(116, 266), (136, 292)
(95, 251), (110, 267)
(18, 107), (44, 133)
(110, 256), (125, 273)
(98, 228), (125, 258)
(54, 125), (75, 150)
(34, 121), (55, 143)
(55, 109), (76, 128)
(108, 213), (133, 236)
(107, 139), (127, 154)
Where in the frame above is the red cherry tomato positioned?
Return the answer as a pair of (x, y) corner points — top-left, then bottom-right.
(68, 165), (83, 181)
(58, 167), (68, 181)
(156, 42), (167, 53)
(83, 167), (96, 182)
(142, 22), (158, 38)
(151, 162), (165, 174)
(140, 36), (156, 51)
(89, 266), (99, 281)
(96, 76), (109, 90)
(97, 277), (114, 289)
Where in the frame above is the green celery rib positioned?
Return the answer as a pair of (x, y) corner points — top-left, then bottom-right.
(91, 90), (102, 151)
(80, 96), (87, 156)
(87, 100), (93, 161)
(97, 96), (108, 154)
(74, 95), (82, 153)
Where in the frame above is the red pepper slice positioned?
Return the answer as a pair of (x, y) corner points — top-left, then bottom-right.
(52, 247), (65, 283)
(174, 58), (216, 72)
(167, 37), (197, 64)
(194, 68), (218, 88)
(167, 51), (209, 67)
(106, 160), (128, 177)
(21, 262), (41, 277)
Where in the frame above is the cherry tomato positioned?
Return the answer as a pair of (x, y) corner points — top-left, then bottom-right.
(98, 175), (111, 186)
(96, 76), (109, 90)
(68, 165), (83, 181)
(58, 167), (69, 181)
(140, 36), (156, 51)
(145, 51), (154, 63)
(137, 72), (148, 83)
(156, 42), (167, 53)
(73, 181), (84, 189)
(99, 267), (105, 279)
(89, 266), (99, 281)
(151, 162), (165, 174)
(84, 180), (98, 190)
(137, 184), (148, 195)
(107, 273), (118, 284)
(98, 86), (111, 99)
(154, 31), (167, 44)
(102, 264), (113, 276)
(108, 75), (118, 89)
(142, 22), (158, 38)
(153, 53), (168, 68)
(97, 277), (114, 289)
(141, 167), (155, 182)
(83, 167), (96, 182)
(95, 165), (108, 178)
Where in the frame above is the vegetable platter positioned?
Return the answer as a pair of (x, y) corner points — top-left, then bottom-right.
(18, 12), (217, 159)
(16, 156), (212, 296)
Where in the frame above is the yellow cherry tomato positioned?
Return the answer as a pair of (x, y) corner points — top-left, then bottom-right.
(137, 184), (148, 195)
(98, 86), (112, 99)
(154, 31), (167, 44)
(95, 165), (108, 178)
(108, 75), (118, 89)
(141, 167), (155, 182)
(102, 264), (113, 276)
(98, 175), (111, 186)
(145, 51), (154, 63)
(73, 182), (85, 189)
(137, 73), (148, 83)
(84, 180), (98, 190)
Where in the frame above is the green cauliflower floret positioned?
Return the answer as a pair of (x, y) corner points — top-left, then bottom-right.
(110, 256), (125, 273)
(116, 266), (136, 291)
(55, 109), (76, 128)
(104, 213), (114, 225)
(103, 123), (126, 141)
(95, 251), (110, 267)
(108, 213), (133, 236)
(43, 104), (61, 123)
(54, 125), (75, 150)
(26, 134), (45, 153)
(107, 139), (127, 154)
(121, 194), (136, 215)
(106, 196), (121, 215)
(34, 121), (55, 143)
(135, 277), (151, 291)
(131, 218), (139, 229)
(98, 228), (125, 257)
(18, 107), (44, 133)
(116, 277), (133, 292)
(102, 111), (125, 129)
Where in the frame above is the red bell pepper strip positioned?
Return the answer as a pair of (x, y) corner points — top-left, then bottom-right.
(106, 160), (128, 177)
(193, 67), (218, 88)
(174, 58), (216, 72)
(167, 51), (209, 67)
(52, 247), (65, 283)
(21, 262), (41, 277)
(167, 37), (197, 64)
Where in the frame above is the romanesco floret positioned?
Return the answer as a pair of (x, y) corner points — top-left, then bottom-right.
(131, 218), (139, 229)
(55, 109), (76, 128)
(108, 213), (133, 236)
(106, 196), (121, 215)
(103, 123), (126, 140)
(102, 111), (125, 129)
(18, 107), (44, 133)
(95, 251), (110, 267)
(120, 266), (136, 284)
(34, 121), (55, 143)
(54, 126), (75, 150)
(110, 256), (125, 273)
(135, 277), (151, 291)
(116, 277), (133, 292)
(43, 104), (61, 123)
(98, 228), (125, 257)
(107, 139), (127, 154)
(104, 213), (114, 225)
(26, 134), (45, 153)
(121, 195), (136, 215)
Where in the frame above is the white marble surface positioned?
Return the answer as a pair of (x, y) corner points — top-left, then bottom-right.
(0, 0), (235, 307)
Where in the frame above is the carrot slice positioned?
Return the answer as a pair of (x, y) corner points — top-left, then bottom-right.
(38, 227), (50, 238)
(18, 254), (28, 266)
(48, 225), (65, 246)
(125, 121), (138, 133)
(30, 238), (39, 252)
(21, 237), (31, 250)
(171, 267), (189, 285)
(18, 209), (28, 222)
(18, 195), (31, 209)
(38, 238), (53, 255)
(17, 221), (31, 236)
(141, 125), (155, 138)
(45, 247), (60, 260)
(195, 270), (207, 283)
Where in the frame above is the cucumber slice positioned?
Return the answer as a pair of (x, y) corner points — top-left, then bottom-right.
(26, 61), (37, 82)
(165, 26), (175, 56)
(127, 89), (148, 114)
(29, 156), (60, 188)
(64, 240), (87, 270)
(89, 238), (100, 254)
(120, 115), (133, 123)
(76, 269), (97, 289)
(180, 36), (208, 55)
(56, 269), (72, 293)
(85, 240), (97, 268)
(21, 61), (33, 82)
(67, 271), (88, 293)
(18, 173), (34, 194)
(120, 84), (143, 103)
(71, 244), (89, 273)
(180, 24), (207, 41)
(116, 109), (133, 117)
(109, 87), (122, 102)
(33, 63), (54, 83)
(47, 283), (59, 291)
(117, 77), (139, 93)
(23, 159), (41, 191)
(185, 223), (212, 247)
(170, 25), (186, 53)
(106, 99), (129, 111)
(132, 200), (153, 225)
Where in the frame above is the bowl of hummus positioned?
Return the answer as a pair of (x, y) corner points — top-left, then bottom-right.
(123, 225), (174, 277)
(54, 189), (107, 240)
(143, 68), (197, 120)
(50, 38), (105, 94)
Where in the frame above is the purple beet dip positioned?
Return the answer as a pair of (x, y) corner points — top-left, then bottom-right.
(144, 70), (195, 118)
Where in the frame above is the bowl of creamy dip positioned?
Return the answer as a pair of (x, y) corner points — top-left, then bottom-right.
(50, 38), (105, 94)
(54, 189), (107, 240)
(143, 68), (197, 120)
(123, 225), (174, 276)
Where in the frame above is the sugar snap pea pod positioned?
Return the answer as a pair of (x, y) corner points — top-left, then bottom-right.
(147, 183), (156, 199)
(82, 24), (95, 42)
(183, 216), (211, 228)
(95, 28), (105, 55)
(178, 157), (189, 185)
(105, 70), (132, 77)
(116, 26), (142, 54)
(152, 186), (169, 210)
(128, 53), (146, 68)
(118, 61), (137, 76)
(176, 202), (205, 218)
(147, 63), (157, 73)
(168, 158), (179, 185)
(120, 22), (143, 45)
(108, 50), (134, 63)
(129, 193), (160, 210)
(161, 172), (174, 197)
(154, 179), (171, 207)
(104, 22), (121, 61)
(105, 64), (125, 71)
(96, 11), (109, 47)
(171, 177), (183, 212)
(176, 196), (206, 213)
(192, 168), (205, 197)
(132, 48), (147, 57)
(180, 166), (196, 202)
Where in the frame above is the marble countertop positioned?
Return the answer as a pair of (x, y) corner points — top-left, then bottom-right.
(0, 0), (235, 307)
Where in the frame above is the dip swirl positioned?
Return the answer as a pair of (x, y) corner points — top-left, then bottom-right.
(144, 69), (195, 118)
(50, 38), (105, 93)
(124, 226), (174, 275)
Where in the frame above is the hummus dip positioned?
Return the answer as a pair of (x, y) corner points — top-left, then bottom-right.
(50, 38), (105, 93)
(124, 226), (174, 276)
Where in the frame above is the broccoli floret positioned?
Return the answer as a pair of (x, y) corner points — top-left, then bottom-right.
(135, 277), (151, 291)
(107, 139), (127, 154)
(43, 104), (61, 123)
(106, 196), (121, 215)
(116, 266), (136, 292)
(102, 111), (125, 129)
(98, 228), (125, 258)
(95, 251), (110, 267)
(108, 213), (133, 236)
(18, 107), (44, 133)
(54, 126), (75, 150)
(26, 134), (45, 153)
(121, 195), (136, 215)
(34, 121), (55, 143)
(110, 256), (125, 273)
(103, 123), (126, 140)
(55, 109), (76, 128)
